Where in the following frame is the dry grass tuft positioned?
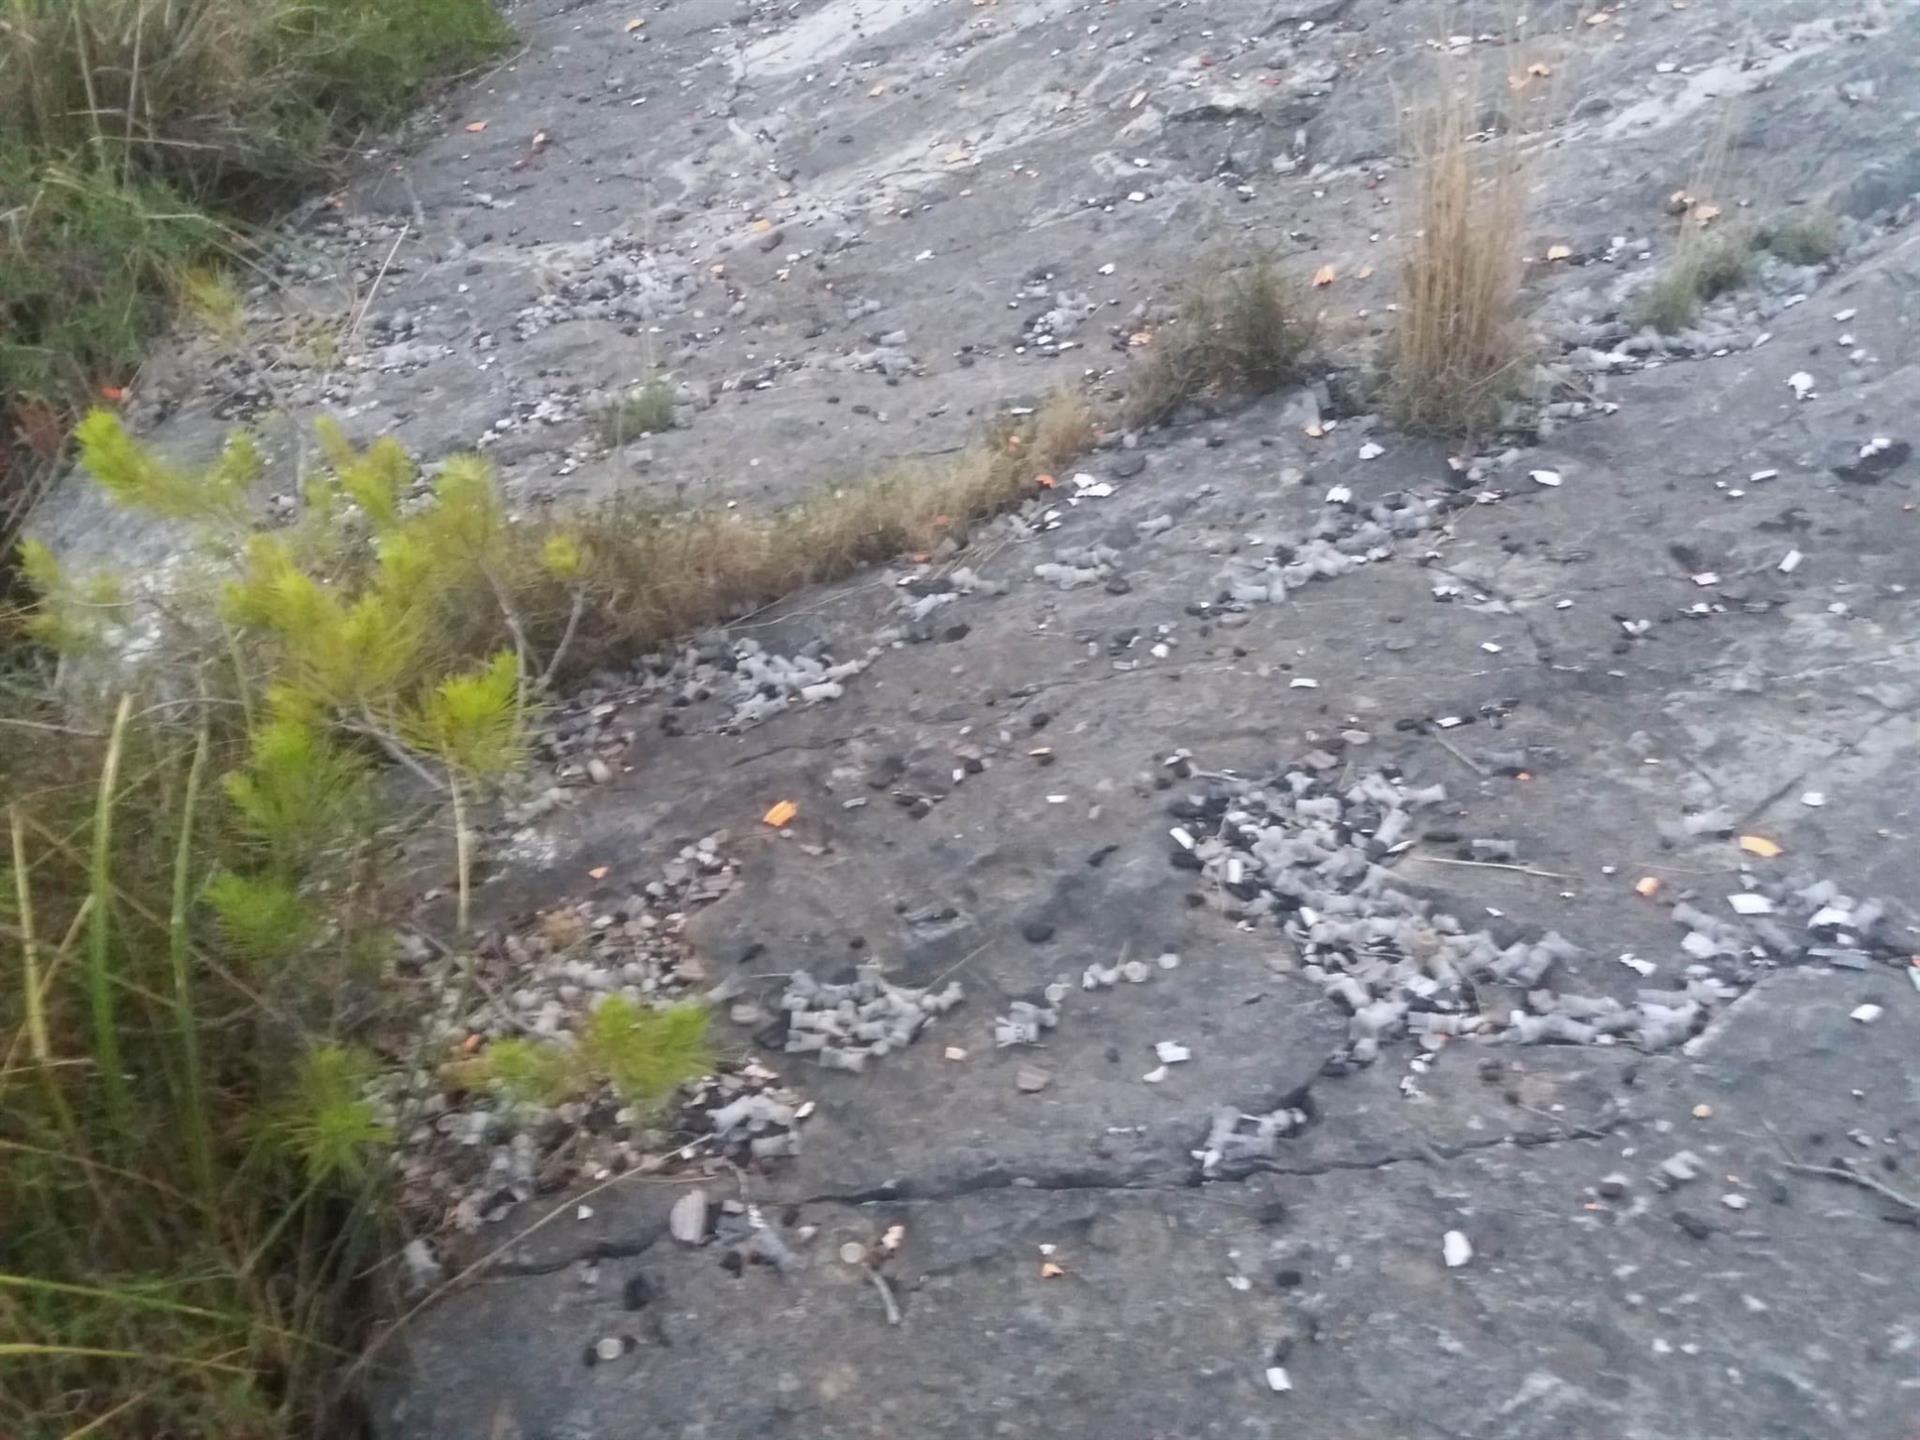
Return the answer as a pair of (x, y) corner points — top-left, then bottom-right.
(504, 390), (1099, 673)
(1384, 87), (1531, 439)
(1123, 255), (1317, 429)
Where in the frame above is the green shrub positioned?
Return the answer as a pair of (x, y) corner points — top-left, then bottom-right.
(1759, 210), (1838, 267)
(450, 998), (714, 1109)
(0, 0), (513, 195)
(1635, 231), (1751, 334)
(0, 151), (219, 404)
(596, 382), (677, 447)
(1, 389), (1097, 1436)
(0, 0), (512, 427)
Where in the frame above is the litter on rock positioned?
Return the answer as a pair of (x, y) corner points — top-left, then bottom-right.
(1849, 1004), (1883, 1024)
(762, 800), (799, 828)
(1443, 1230), (1473, 1268)
(1738, 835), (1783, 858)
(1726, 893), (1774, 916)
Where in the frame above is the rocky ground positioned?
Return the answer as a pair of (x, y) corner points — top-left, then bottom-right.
(33, 0), (1920, 1435)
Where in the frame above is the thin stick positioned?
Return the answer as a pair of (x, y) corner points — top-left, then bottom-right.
(1403, 853), (1569, 881)
(346, 715), (447, 793)
(538, 589), (589, 691)
(344, 222), (409, 355)
(347, 1167), (705, 1385)
(1429, 731), (1489, 777)
(1782, 1162), (1920, 1214)
(925, 938), (992, 990)
(866, 1266), (902, 1325)
(1512, 1102), (1612, 1141)
(449, 771), (472, 936)
(1764, 1119), (1920, 1213)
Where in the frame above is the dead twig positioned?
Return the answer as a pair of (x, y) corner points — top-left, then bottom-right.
(346, 1164), (707, 1389)
(1512, 1102), (1613, 1141)
(343, 221), (409, 356)
(1428, 731), (1489, 777)
(1764, 1119), (1920, 1215)
(1782, 1161), (1920, 1215)
(1404, 853), (1569, 882)
(866, 1266), (902, 1325)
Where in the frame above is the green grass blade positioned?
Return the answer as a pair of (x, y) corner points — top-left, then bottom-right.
(0, 1273), (241, 1323)
(87, 693), (135, 1140)
(170, 723), (216, 1206)
(11, 805), (85, 1145)
(0, 1342), (253, 1376)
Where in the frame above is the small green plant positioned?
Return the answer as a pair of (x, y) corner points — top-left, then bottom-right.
(1758, 210), (1838, 267)
(451, 998), (714, 1109)
(1125, 256), (1317, 427)
(596, 382), (676, 447)
(4, 388), (1097, 1437)
(272, 1045), (393, 1183)
(1636, 230), (1750, 334)
(180, 265), (248, 347)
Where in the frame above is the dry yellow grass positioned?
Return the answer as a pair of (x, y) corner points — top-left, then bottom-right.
(505, 391), (1099, 672)
(1384, 87), (1530, 439)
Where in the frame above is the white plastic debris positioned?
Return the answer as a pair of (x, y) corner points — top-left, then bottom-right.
(1850, 1003), (1883, 1024)
(1787, 371), (1816, 400)
(668, 1188), (709, 1245)
(1154, 1040), (1191, 1064)
(1530, 469), (1563, 487)
(1726, 893), (1774, 916)
(593, 1336), (624, 1362)
(1289, 677), (1319, 689)
(1801, 792), (1826, 808)
(1357, 442), (1385, 461)
(401, 1237), (445, 1291)
(1442, 1230), (1473, 1268)
(1265, 1365), (1294, 1393)
(1779, 549), (1804, 574)
(1142, 1064), (1169, 1084)
(1690, 572), (1721, 587)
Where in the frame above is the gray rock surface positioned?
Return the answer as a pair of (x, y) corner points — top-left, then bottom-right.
(27, 0), (1920, 1433)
